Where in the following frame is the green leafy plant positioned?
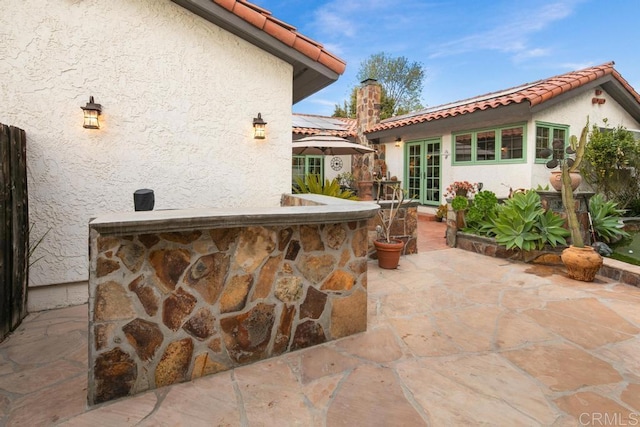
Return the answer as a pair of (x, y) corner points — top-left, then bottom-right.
(582, 120), (640, 210)
(537, 209), (572, 248)
(451, 195), (469, 211)
(294, 174), (359, 200)
(465, 190), (498, 233)
(490, 190), (569, 251)
(588, 194), (630, 243)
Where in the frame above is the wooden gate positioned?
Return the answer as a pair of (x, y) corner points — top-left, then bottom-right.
(0, 123), (28, 342)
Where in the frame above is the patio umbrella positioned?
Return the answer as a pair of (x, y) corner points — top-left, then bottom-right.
(292, 134), (374, 155)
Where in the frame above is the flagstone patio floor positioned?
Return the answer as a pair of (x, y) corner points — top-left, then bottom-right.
(2, 221), (640, 426)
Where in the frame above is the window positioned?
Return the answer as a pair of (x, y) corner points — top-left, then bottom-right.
(476, 131), (496, 161)
(453, 124), (525, 164)
(536, 123), (567, 162)
(454, 134), (472, 162)
(501, 127), (524, 159)
(292, 155), (323, 186)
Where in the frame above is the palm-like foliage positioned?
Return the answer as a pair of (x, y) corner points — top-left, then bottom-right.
(294, 174), (359, 200)
(588, 194), (629, 243)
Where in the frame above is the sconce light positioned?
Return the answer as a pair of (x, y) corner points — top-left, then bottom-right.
(443, 150), (450, 159)
(253, 113), (266, 139)
(81, 96), (102, 129)
(394, 137), (401, 147)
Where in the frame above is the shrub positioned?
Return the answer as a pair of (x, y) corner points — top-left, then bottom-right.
(465, 190), (498, 233)
(582, 122), (640, 210)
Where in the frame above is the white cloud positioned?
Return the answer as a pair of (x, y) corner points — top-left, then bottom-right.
(428, 1), (583, 60)
(513, 48), (551, 63)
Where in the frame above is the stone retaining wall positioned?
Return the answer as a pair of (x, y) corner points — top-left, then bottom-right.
(368, 201), (419, 258)
(87, 195), (377, 404)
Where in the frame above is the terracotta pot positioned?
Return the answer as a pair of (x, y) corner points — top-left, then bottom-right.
(561, 245), (603, 282)
(374, 239), (404, 269)
(549, 171), (582, 191)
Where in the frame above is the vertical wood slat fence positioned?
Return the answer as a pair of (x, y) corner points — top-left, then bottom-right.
(0, 123), (28, 342)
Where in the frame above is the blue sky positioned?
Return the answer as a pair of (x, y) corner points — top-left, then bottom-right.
(251, 0), (640, 117)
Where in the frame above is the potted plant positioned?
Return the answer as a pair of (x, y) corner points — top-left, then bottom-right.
(445, 181), (478, 199)
(451, 195), (469, 228)
(542, 119), (603, 281)
(374, 183), (405, 269)
(435, 204), (448, 222)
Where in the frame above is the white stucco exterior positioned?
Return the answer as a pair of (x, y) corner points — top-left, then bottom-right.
(1, 0), (293, 303)
(379, 84), (640, 206)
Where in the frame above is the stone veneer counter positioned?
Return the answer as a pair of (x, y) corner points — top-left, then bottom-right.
(88, 194), (378, 404)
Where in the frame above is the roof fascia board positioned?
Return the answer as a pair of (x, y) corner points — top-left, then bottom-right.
(367, 104), (531, 140)
(601, 79), (640, 123)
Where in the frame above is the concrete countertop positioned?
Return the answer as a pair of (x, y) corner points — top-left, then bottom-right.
(90, 194), (380, 236)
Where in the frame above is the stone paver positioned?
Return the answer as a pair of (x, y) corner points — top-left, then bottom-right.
(1, 221), (640, 425)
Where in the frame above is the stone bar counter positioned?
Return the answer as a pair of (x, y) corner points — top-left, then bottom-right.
(87, 194), (379, 405)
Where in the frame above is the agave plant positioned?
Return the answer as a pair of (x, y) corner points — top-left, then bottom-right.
(294, 174), (359, 200)
(588, 194), (629, 243)
(490, 190), (569, 251)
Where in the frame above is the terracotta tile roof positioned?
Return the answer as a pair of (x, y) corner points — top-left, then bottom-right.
(292, 113), (356, 138)
(367, 62), (640, 133)
(212, 0), (346, 75)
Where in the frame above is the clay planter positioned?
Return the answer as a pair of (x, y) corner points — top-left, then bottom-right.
(374, 239), (404, 269)
(550, 171), (582, 191)
(561, 245), (603, 282)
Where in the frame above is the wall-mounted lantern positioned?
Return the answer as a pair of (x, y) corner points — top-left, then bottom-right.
(253, 113), (266, 139)
(81, 96), (102, 129)
(394, 137), (402, 147)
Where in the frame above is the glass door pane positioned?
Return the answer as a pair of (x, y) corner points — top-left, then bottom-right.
(424, 140), (441, 204)
(407, 143), (422, 201)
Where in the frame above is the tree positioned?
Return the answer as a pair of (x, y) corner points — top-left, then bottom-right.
(581, 120), (640, 210)
(332, 52), (425, 119)
(332, 90), (357, 118)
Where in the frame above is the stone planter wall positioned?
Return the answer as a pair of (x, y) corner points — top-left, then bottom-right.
(87, 195), (377, 405)
(368, 201), (418, 258)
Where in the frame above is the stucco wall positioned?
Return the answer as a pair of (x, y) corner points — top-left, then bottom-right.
(1, 0), (293, 289)
(530, 85), (640, 189)
(381, 84), (640, 202)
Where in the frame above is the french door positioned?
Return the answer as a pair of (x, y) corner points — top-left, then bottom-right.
(406, 139), (442, 205)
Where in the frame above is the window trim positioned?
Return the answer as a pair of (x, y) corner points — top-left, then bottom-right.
(292, 155), (324, 183)
(535, 121), (569, 164)
(452, 123), (527, 165)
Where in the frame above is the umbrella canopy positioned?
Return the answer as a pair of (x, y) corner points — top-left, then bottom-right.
(292, 134), (374, 155)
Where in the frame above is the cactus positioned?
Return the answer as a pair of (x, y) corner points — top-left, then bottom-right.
(562, 118), (589, 247)
(568, 116), (588, 173)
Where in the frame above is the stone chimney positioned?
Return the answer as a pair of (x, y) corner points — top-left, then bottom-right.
(354, 79), (381, 200)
